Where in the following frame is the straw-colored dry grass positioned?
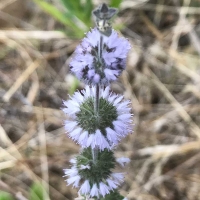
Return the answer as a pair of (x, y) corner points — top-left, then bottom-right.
(1, 0), (200, 199)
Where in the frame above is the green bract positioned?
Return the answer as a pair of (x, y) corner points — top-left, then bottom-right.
(77, 148), (116, 184)
(76, 97), (118, 135)
(101, 190), (125, 200)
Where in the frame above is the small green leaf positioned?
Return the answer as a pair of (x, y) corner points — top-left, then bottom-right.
(61, 0), (81, 12)
(33, 0), (83, 37)
(61, 0), (83, 22)
(61, 0), (91, 28)
(29, 182), (45, 200)
(83, 0), (93, 25)
(34, 0), (68, 25)
(110, 0), (122, 8)
(0, 191), (14, 200)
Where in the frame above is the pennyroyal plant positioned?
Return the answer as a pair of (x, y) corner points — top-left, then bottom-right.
(62, 3), (133, 200)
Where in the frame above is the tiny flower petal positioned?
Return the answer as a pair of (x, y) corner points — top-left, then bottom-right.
(99, 182), (110, 197)
(67, 175), (81, 188)
(108, 93), (118, 103)
(64, 121), (77, 132)
(87, 134), (95, 148)
(113, 120), (126, 137)
(116, 100), (131, 114)
(63, 100), (80, 114)
(106, 127), (119, 144)
(106, 178), (118, 190)
(111, 173), (125, 183)
(80, 165), (90, 170)
(90, 184), (99, 197)
(78, 131), (89, 147)
(94, 130), (110, 150)
(116, 157), (130, 167)
(83, 85), (92, 98)
(113, 95), (124, 106)
(118, 114), (132, 122)
(64, 167), (78, 177)
(73, 91), (84, 103)
(79, 180), (90, 195)
(93, 74), (100, 83)
(69, 158), (76, 164)
(104, 69), (119, 81)
(102, 86), (110, 98)
(69, 127), (83, 140)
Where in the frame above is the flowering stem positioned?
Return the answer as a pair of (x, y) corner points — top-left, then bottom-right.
(63, 4), (132, 199)
(93, 84), (100, 164)
(92, 147), (99, 165)
(99, 35), (103, 58)
(94, 84), (100, 114)
(95, 34), (103, 114)
(92, 35), (103, 164)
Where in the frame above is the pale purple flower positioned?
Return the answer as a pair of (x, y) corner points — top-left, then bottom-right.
(64, 121), (77, 132)
(90, 183), (99, 197)
(69, 158), (77, 164)
(79, 180), (90, 195)
(70, 28), (131, 85)
(86, 130), (110, 150)
(63, 86), (133, 149)
(106, 178), (118, 190)
(99, 182), (110, 197)
(111, 173), (125, 183)
(64, 159), (124, 198)
(66, 175), (81, 187)
(116, 157), (130, 167)
(86, 180), (117, 197)
(80, 164), (90, 170)
(69, 127), (82, 140)
(64, 163), (80, 188)
(63, 167), (78, 177)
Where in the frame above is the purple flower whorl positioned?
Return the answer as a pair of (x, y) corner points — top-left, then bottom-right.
(63, 86), (133, 150)
(64, 148), (129, 198)
(70, 28), (131, 85)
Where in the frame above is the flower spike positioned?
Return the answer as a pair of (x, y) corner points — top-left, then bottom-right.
(63, 3), (132, 199)
(70, 28), (131, 85)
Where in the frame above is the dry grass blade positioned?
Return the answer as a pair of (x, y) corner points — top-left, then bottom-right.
(0, 0), (16, 10)
(37, 108), (50, 200)
(135, 141), (200, 159)
(122, 2), (200, 14)
(143, 152), (200, 191)
(3, 59), (42, 102)
(0, 160), (16, 170)
(0, 124), (12, 147)
(140, 11), (200, 83)
(148, 69), (200, 138)
(26, 72), (39, 104)
(0, 30), (67, 40)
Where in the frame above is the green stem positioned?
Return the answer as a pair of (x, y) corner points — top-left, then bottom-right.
(92, 34), (103, 164)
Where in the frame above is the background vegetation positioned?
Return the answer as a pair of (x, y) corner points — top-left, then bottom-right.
(1, 0), (200, 199)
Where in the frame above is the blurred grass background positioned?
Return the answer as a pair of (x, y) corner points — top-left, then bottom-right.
(1, 0), (200, 199)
